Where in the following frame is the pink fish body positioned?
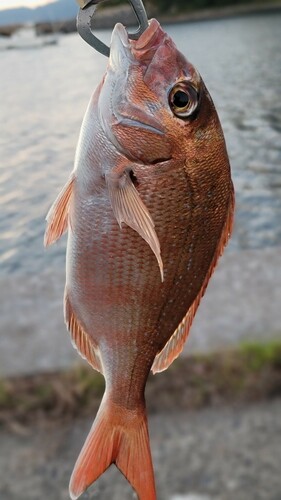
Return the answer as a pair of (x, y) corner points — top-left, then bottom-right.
(45, 19), (234, 500)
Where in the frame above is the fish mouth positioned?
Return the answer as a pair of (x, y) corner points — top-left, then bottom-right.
(109, 22), (165, 136)
(132, 19), (162, 51)
(109, 19), (163, 68)
(117, 116), (164, 135)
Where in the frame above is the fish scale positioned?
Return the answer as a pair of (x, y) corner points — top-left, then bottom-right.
(45, 18), (234, 500)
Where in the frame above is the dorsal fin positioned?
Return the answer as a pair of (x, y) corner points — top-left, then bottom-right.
(44, 174), (75, 247)
(152, 187), (235, 374)
(64, 292), (103, 374)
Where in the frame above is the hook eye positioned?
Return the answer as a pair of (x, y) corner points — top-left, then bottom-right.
(76, 0), (149, 56)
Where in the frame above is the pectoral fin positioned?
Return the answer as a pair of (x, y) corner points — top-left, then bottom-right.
(107, 169), (163, 281)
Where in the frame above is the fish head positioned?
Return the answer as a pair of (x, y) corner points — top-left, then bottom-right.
(98, 19), (224, 166)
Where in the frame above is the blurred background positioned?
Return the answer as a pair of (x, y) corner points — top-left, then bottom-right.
(0, 0), (280, 499)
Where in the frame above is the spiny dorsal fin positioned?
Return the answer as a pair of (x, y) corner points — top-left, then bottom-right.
(106, 169), (163, 281)
(64, 292), (103, 374)
(152, 187), (235, 374)
(44, 174), (75, 247)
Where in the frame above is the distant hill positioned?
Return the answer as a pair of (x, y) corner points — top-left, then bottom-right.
(0, 0), (78, 26)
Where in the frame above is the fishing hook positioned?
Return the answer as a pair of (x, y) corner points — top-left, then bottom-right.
(76, 0), (149, 57)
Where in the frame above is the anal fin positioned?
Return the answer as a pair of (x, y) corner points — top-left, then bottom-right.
(64, 293), (103, 374)
(44, 174), (75, 247)
(107, 169), (163, 281)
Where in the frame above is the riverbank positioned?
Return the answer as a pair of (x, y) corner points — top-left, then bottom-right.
(36, 0), (281, 35)
(1, 341), (280, 499)
(1, 340), (280, 429)
(156, 0), (281, 25)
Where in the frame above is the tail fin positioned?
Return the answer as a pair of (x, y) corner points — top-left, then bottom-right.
(69, 395), (156, 500)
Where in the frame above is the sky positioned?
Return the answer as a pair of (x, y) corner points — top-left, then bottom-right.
(0, 0), (53, 9)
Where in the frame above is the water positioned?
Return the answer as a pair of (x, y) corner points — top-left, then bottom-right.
(1, 12), (281, 274)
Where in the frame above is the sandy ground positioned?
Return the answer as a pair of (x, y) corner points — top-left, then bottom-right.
(1, 399), (281, 500)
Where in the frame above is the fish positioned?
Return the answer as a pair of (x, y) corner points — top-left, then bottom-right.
(45, 18), (234, 500)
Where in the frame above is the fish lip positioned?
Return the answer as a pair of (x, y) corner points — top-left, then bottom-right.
(133, 19), (161, 51)
(109, 23), (132, 68)
(111, 19), (160, 53)
(111, 22), (129, 47)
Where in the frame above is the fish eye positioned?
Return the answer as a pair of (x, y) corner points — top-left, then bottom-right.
(169, 82), (199, 119)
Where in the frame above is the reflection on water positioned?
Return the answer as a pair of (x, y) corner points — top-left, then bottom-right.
(0, 12), (281, 274)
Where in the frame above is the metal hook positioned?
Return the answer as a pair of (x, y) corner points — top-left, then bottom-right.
(76, 0), (149, 57)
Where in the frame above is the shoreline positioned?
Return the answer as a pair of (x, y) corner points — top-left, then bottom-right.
(1, 1), (281, 37)
(155, 1), (281, 26)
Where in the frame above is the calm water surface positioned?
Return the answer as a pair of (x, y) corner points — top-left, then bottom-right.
(0, 12), (281, 274)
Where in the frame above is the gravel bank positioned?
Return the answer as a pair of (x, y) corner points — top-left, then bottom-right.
(1, 399), (281, 499)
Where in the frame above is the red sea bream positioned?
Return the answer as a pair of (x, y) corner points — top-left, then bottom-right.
(45, 18), (234, 500)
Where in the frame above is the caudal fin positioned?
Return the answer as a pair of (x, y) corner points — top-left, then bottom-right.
(69, 395), (156, 500)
